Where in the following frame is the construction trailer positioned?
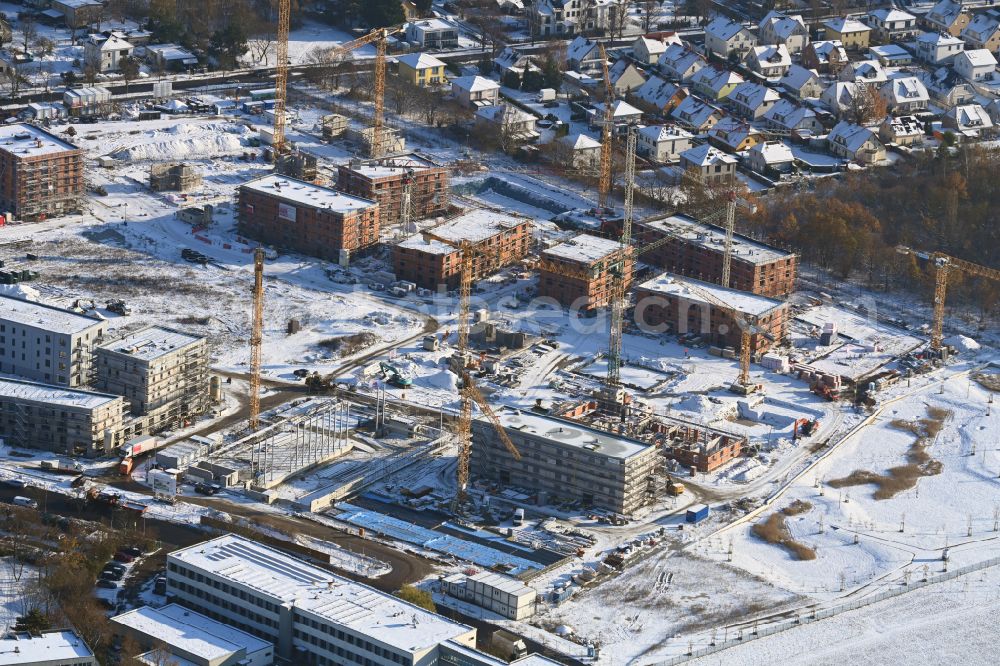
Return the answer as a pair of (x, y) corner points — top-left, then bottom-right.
(335, 153), (450, 225)
(537, 233), (634, 311)
(149, 163), (203, 192)
(0, 124), (84, 222)
(441, 571), (538, 620)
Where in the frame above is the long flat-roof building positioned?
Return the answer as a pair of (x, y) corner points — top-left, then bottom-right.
(238, 175), (380, 262)
(0, 377), (127, 456)
(0, 294), (108, 387)
(635, 212), (797, 298)
(393, 210), (532, 290)
(442, 571), (537, 620)
(0, 630), (97, 666)
(471, 408), (661, 514)
(536, 234), (632, 311)
(0, 123), (84, 221)
(336, 154), (449, 225)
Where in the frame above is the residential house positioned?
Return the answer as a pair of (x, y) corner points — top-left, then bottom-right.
(747, 141), (795, 175)
(703, 17), (757, 60)
(630, 76), (687, 115)
(495, 47), (538, 77)
(744, 44), (791, 79)
(916, 31), (965, 64)
(708, 118), (761, 152)
(763, 99), (823, 135)
(144, 43), (198, 71)
(609, 58), (646, 95)
(866, 9), (919, 43)
(919, 68), (977, 107)
(839, 59), (887, 85)
(923, 0), (970, 37)
(827, 121), (886, 164)
(451, 76), (501, 108)
(679, 144), (738, 184)
(637, 124), (694, 163)
(802, 40), (848, 74)
(397, 53), (447, 86)
(953, 48), (997, 82)
(84, 33), (133, 73)
(633, 34), (682, 65)
(476, 104), (539, 143)
(879, 115), (925, 146)
(671, 96), (725, 131)
(558, 133), (602, 169)
(51, 0), (102, 28)
(821, 81), (863, 119)
(659, 43), (707, 81)
(961, 12), (1000, 52)
(566, 35), (603, 72)
(587, 100), (644, 134)
(728, 81), (780, 119)
(879, 76), (929, 113)
(780, 65), (823, 100)
(530, 0), (612, 37)
(758, 11), (809, 55)
(405, 19), (459, 49)
(943, 104), (994, 137)
(691, 67), (744, 101)
(868, 44), (913, 67)
(824, 18), (871, 49)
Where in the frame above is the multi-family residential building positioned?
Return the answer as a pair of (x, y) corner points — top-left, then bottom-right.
(537, 234), (633, 311)
(758, 11), (809, 54)
(336, 154), (449, 225)
(83, 32), (134, 72)
(703, 17), (757, 59)
(866, 8), (919, 42)
(0, 123), (83, 221)
(824, 17), (872, 49)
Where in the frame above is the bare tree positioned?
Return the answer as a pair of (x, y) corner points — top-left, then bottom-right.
(18, 15), (37, 55)
(639, 0), (661, 32)
(120, 55), (141, 95)
(849, 83), (888, 125)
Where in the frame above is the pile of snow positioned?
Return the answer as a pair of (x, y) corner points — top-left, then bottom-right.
(944, 335), (980, 353)
(0, 283), (41, 302)
(425, 369), (459, 392)
(114, 123), (253, 161)
(671, 394), (715, 415)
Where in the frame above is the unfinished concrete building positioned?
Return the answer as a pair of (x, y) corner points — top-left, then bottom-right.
(0, 377), (126, 456)
(471, 408), (661, 514)
(537, 234), (633, 311)
(94, 326), (209, 435)
(275, 151), (318, 181)
(635, 212), (797, 297)
(321, 113), (348, 140)
(634, 273), (788, 353)
(336, 154), (449, 225)
(652, 419), (746, 473)
(238, 175), (380, 262)
(393, 210), (532, 290)
(0, 294), (108, 388)
(0, 123), (83, 222)
(150, 163), (202, 192)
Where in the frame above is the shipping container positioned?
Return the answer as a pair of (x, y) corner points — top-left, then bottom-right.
(686, 504), (710, 523)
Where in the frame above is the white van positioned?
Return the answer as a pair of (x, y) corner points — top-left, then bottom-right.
(513, 508), (525, 526)
(12, 496), (38, 509)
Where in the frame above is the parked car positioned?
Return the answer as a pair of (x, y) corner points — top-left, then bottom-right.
(104, 562), (127, 576)
(121, 545), (143, 557)
(154, 575), (167, 595)
(113, 552), (135, 563)
(96, 579), (118, 589)
(100, 570), (123, 582)
(194, 482), (221, 495)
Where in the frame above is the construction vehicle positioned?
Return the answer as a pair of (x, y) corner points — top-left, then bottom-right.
(379, 361), (413, 388)
(665, 472), (685, 497)
(106, 299), (131, 315)
(792, 418), (819, 438)
(895, 246), (1000, 355)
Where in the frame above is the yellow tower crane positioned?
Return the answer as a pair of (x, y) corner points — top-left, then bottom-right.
(896, 247), (1000, 352)
(248, 247), (265, 430)
(597, 44), (615, 212)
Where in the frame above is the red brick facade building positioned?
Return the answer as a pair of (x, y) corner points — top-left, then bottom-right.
(336, 154), (449, 225)
(0, 124), (83, 222)
(238, 175), (379, 261)
(393, 210), (532, 290)
(537, 234), (634, 311)
(654, 420), (745, 473)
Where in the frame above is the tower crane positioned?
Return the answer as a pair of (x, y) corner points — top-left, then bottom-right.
(272, 0), (291, 156)
(418, 230), (522, 504)
(597, 44), (615, 212)
(895, 246), (1000, 352)
(249, 247), (265, 430)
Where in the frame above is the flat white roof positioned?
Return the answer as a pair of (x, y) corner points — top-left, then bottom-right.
(0, 123), (79, 157)
(637, 273), (785, 316)
(488, 408), (652, 460)
(347, 154), (441, 179)
(637, 213), (793, 265)
(242, 175), (376, 213)
(168, 534), (475, 654)
(0, 631), (94, 665)
(0, 294), (105, 335)
(112, 604), (271, 661)
(543, 234), (621, 264)
(0, 377), (121, 410)
(468, 571), (536, 598)
(398, 209), (528, 255)
(98, 326), (202, 361)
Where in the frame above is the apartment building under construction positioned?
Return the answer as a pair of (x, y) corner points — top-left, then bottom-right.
(537, 234), (633, 311)
(94, 326), (210, 435)
(0, 123), (83, 222)
(336, 154), (449, 225)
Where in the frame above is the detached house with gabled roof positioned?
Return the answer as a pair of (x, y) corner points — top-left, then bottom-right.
(588, 100), (644, 134)
(747, 141), (795, 176)
(821, 81), (864, 119)
(919, 68), (977, 108)
(659, 43), (707, 81)
(802, 40), (849, 74)
(827, 121), (886, 164)
(744, 44), (791, 79)
(879, 115), (925, 146)
(708, 117), (762, 153)
(608, 58), (646, 95)
(84, 33), (134, 72)
(679, 144), (738, 184)
(704, 17), (757, 59)
(763, 99), (822, 136)
(691, 67), (744, 101)
(728, 81), (780, 119)
(637, 124), (694, 163)
(671, 96), (725, 131)
(758, 11), (809, 54)
(866, 8), (919, 43)
(494, 47), (538, 77)
(824, 17), (872, 49)
(961, 13), (1000, 53)
(924, 0), (970, 37)
(953, 49), (998, 82)
(943, 103), (994, 137)
(780, 65), (823, 100)
(839, 59), (887, 85)
(633, 34), (682, 65)
(631, 76), (687, 115)
(879, 76), (929, 113)
(916, 31), (965, 65)
(566, 35), (603, 72)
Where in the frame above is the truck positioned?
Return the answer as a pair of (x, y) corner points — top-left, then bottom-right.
(686, 504), (710, 524)
(119, 436), (162, 475)
(39, 459), (83, 475)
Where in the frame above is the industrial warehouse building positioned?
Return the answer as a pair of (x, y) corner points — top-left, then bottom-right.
(165, 534), (558, 666)
(94, 326), (210, 433)
(238, 175), (380, 262)
(0, 123), (84, 222)
(635, 213), (797, 297)
(392, 210), (532, 290)
(0, 377), (126, 456)
(634, 273), (789, 354)
(0, 294), (108, 388)
(536, 234), (633, 311)
(336, 154), (449, 225)
(470, 408), (661, 514)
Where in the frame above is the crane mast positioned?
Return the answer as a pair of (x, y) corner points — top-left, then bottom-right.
(272, 0), (291, 154)
(249, 248), (265, 430)
(605, 125), (636, 392)
(597, 44), (614, 211)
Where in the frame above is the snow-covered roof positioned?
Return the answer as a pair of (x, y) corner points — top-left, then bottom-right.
(407, 18), (456, 33)
(843, 59), (887, 83)
(451, 75), (500, 93)
(660, 44), (704, 74)
(0, 293), (103, 335)
(868, 44), (911, 60)
(824, 17), (871, 34)
(346, 153), (441, 178)
(609, 58), (643, 84)
(750, 140), (794, 164)
(111, 604), (271, 661)
(708, 118), (759, 149)
(828, 121), (879, 153)
(475, 103), (534, 124)
(763, 99), (815, 129)
(561, 132), (601, 150)
(634, 76), (684, 108)
(0, 631), (94, 665)
(97, 326), (202, 362)
(730, 81), (780, 109)
(592, 99), (643, 118)
(638, 212), (794, 264)
(780, 65), (818, 92)
(881, 76), (929, 104)
(946, 103), (993, 130)
(926, 0), (964, 26)
(823, 81), (861, 111)
(882, 114), (924, 137)
(0, 122), (79, 156)
(637, 273), (785, 316)
(241, 175), (377, 213)
(146, 43), (196, 62)
(398, 209), (529, 255)
(761, 11), (807, 40)
(397, 52), (445, 70)
(89, 33), (133, 50)
(543, 233), (620, 264)
(0, 377), (121, 411)
(692, 66), (743, 92)
(489, 407), (653, 460)
(747, 44), (791, 70)
(957, 48), (998, 68)
(638, 124), (693, 143)
(962, 13), (1000, 42)
(567, 35), (599, 63)
(809, 40), (847, 64)
(635, 36), (668, 56)
(671, 96), (723, 127)
(168, 535), (476, 654)
(869, 8), (916, 23)
(916, 31), (963, 47)
(680, 143), (737, 167)
(705, 16), (748, 41)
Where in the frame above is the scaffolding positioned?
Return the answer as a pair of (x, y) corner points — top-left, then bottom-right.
(0, 150), (83, 221)
(149, 163), (203, 192)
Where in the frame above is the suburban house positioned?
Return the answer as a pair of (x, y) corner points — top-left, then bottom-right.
(84, 33), (134, 73)
(495, 47), (538, 76)
(758, 11), (809, 54)
(633, 34), (682, 65)
(986, 98), (1000, 124)
(587, 100), (644, 134)
(144, 43), (198, 71)
(559, 133), (602, 169)
(671, 96), (725, 131)
(780, 65), (823, 100)
(802, 40), (848, 74)
(879, 115), (925, 146)
(827, 121), (886, 164)
(630, 76), (687, 114)
(868, 44), (914, 66)
(747, 141), (795, 175)
(530, 0), (612, 37)
(728, 81), (781, 119)
(923, 0), (970, 37)
(821, 81), (864, 119)
(704, 17), (757, 59)
(919, 68), (977, 107)
(839, 59), (887, 85)
(866, 8), (919, 42)
(609, 59), (646, 95)
(824, 18), (872, 49)
(744, 44), (791, 78)
(566, 35), (603, 72)
(637, 124), (694, 163)
(916, 31), (965, 64)
(943, 104), (994, 137)
(659, 43), (707, 81)
(405, 19), (459, 49)
(953, 49), (998, 82)
(691, 67), (744, 101)
(707, 118), (761, 153)
(451, 76), (501, 108)
(879, 76), (930, 113)
(679, 144), (738, 184)
(763, 99), (823, 135)
(961, 13), (1000, 52)
(476, 104), (538, 142)
(397, 53), (447, 86)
